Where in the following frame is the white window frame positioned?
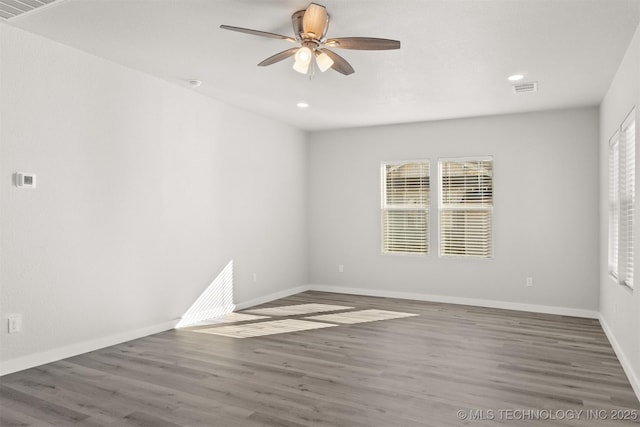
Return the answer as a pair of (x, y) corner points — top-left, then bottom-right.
(381, 160), (430, 256)
(609, 108), (635, 289)
(438, 156), (494, 259)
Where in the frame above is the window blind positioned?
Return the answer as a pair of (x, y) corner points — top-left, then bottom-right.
(381, 161), (430, 255)
(439, 158), (493, 258)
(620, 112), (635, 287)
(609, 133), (620, 278)
(609, 108), (635, 289)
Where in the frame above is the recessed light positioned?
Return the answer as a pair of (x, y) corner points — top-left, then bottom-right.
(188, 79), (202, 87)
(508, 74), (524, 81)
(297, 102), (309, 109)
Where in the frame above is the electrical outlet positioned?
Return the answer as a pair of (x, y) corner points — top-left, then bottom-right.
(338, 264), (344, 273)
(8, 314), (22, 334)
(253, 273), (257, 283)
(526, 277), (533, 287)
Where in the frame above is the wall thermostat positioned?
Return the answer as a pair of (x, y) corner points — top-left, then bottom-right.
(15, 172), (36, 188)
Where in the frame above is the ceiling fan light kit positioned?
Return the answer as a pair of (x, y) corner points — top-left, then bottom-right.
(293, 46), (313, 74)
(314, 51), (334, 72)
(220, 3), (400, 77)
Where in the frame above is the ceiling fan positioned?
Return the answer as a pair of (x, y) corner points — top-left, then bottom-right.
(220, 3), (400, 76)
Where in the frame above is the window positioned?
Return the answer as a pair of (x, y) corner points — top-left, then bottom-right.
(381, 161), (430, 255)
(609, 132), (620, 278)
(609, 108), (635, 288)
(439, 157), (493, 258)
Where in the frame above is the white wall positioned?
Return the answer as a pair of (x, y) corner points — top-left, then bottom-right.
(599, 23), (640, 397)
(308, 108), (600, 314)
(0, 16), (632, 387)
(0, 24), (307, 373)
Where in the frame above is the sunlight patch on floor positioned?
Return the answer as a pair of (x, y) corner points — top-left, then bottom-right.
(244, 303), (353, 316)
(305, 309), (418, 324)
(185, 312), (270, 327)
(220, 312), (270, 322)
(193, 319), (337, 338)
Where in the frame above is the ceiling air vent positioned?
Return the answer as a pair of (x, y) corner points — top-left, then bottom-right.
(0, 0), (58, 20)
(512, 81), (538, 94)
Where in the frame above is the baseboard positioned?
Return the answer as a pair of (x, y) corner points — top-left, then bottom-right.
(0, 284), (601, 377)
(1, 286), (308, 376)
(0, 319), (178, 376)
(306, 284), (600, 319)
(599, 315), (640, 402)
(234, 285), (311, 311)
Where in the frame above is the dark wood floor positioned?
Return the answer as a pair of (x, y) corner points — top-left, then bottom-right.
(1, 291), (639, 426)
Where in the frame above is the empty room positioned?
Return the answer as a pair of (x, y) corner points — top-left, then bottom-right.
(1, 0), (640, 426)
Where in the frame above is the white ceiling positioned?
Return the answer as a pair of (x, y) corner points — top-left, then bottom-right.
(5, 0), (640, 131)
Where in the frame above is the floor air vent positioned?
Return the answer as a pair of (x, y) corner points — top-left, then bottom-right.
(512, 81), (538, 94)
(0, 0), (58, 20)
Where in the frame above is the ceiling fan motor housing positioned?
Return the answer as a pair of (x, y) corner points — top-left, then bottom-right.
(292, 8), (329, 41)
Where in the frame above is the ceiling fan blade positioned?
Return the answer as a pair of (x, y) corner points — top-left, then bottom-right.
(220, 25), (296, 43)
(257, 48), (300, 66)
(319, 49), (355, 75)
(302, 3), (329, 38)
(325, 37), (401, 50)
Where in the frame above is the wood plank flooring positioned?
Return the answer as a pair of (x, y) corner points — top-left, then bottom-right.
(1, 291), (639, 426)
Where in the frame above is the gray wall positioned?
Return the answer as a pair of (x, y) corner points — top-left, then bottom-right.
(0, 25), (307, 369)
(308, 108), (600, 312)
(599, 23), (640, 396)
